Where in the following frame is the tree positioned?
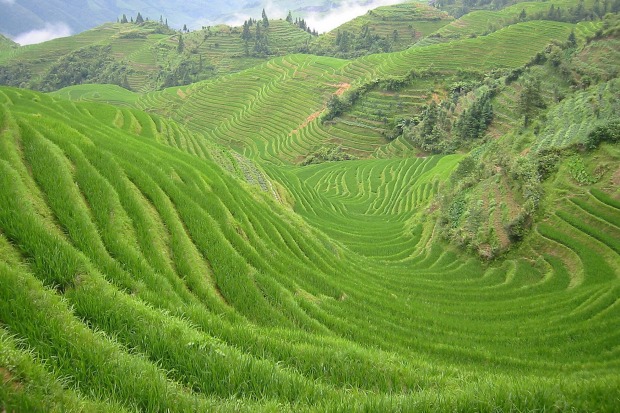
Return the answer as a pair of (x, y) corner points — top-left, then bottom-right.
(183, 24), (188, 33)
(518, 76), (545, 126)
(177, 34), (185, 53)
(241, 20), (252, 41)
(567, 30), (577, 48)
(120, 14), (128, 24)
(519, 8), (527, 21)
(262, 8), (269, 27)
(286, 11), (293, 23)
(253, 23), (269, 55)
(121, 74), (131, 90)
(593, 0), (602, 18)
(136, 12), (144, 24)
(455, 91), (494, 140)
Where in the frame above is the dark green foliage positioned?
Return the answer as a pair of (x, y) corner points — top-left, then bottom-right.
(505, 213), (530, 241)
(451, 156), (478, 183)
(38, 46), (134, 92)
(261, 9), (269, 28)
(239, 17), (270, 56)
(241, 20), (252, 42)
(135, 12), (144, 24)
(385, 117), (417, 140)
(156, 58), (216, 88)
(177, 34), (185, 53)
(323, 95), (347, 121)
(409, 101), (452, 154)
(447, 195), (467, 229)
(518, 75), (546, 126)
(585, 119), (620, 149)
(567, 30), (577, 48)
(534, 148), (562, 180)
(300, 145), (358, 165)
(332, 26), (392, 57)
(118, 31), (147, 39)
(0, 63), (32, 88)
(253, 23), (269, 55)
(454, 90), (494, 140)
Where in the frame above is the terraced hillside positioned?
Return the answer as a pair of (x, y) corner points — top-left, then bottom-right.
(2, 3), (620, 412)
(1, 79), (619, 411)
(309, 1), (453, 56)
(134, 20), (575, 163)
(0, 20), (314, 93)
(425, 0), (600, 45)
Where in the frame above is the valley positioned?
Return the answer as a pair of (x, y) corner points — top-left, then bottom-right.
(0, 1), (619, 411)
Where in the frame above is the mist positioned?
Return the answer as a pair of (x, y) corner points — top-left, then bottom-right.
(13, 22), (72, 46)
(0, 0), (16, 4)
(191, 0), (408, 33)
(306, 0), (407, 33)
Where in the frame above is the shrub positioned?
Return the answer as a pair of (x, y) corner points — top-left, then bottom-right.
(584, 119), (620, 149)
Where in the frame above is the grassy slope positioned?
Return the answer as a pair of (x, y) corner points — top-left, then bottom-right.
(1, 4), (619, 412)
(132, 20), (575, 163)
(0, 20), (313, 92)
(309, 1), (454, 54)
(0, 35), (17, 51)
(1, 84), (619, 412)
(426, 0), (599, 43)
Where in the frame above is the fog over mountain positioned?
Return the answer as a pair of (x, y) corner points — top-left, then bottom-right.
(1, 0), (409, 45)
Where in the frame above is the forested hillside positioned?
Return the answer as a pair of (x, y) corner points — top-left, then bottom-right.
(1, 1), (619, 412)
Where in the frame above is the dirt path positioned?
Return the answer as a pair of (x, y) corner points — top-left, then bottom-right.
(329, 82), (351, 96)
(290, 111), (322, 135)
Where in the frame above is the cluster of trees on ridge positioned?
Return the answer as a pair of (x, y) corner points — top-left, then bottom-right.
(239, 10), (318, 56)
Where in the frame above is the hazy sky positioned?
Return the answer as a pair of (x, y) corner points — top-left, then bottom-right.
(205, 0), (408, 33)
(305, 0), (406, 33)
(9, 0), (410, 45)
(12, 23), (72, 46)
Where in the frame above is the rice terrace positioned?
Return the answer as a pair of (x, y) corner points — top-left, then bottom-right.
(0, 0), (619, 411)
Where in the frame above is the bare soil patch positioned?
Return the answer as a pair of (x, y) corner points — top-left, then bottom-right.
(330, 83), (351, 96)
(290, 111), (322, 135)
(0, 367), (23, 391)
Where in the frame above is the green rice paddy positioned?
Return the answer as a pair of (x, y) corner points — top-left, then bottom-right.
(1, 2), (619, 411)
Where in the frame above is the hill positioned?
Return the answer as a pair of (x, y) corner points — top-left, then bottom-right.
(0, 0), (414, 39)
(308, 1), (454, 57)
(2, 80), (619, 411)
(0, 35), (17, 51)
(0, 19), (314, 92)
(1, 3), (620, 412)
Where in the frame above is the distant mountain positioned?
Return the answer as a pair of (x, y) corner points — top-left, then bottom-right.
(0, 0), (244, 39)
(0, 0), (409, 42)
